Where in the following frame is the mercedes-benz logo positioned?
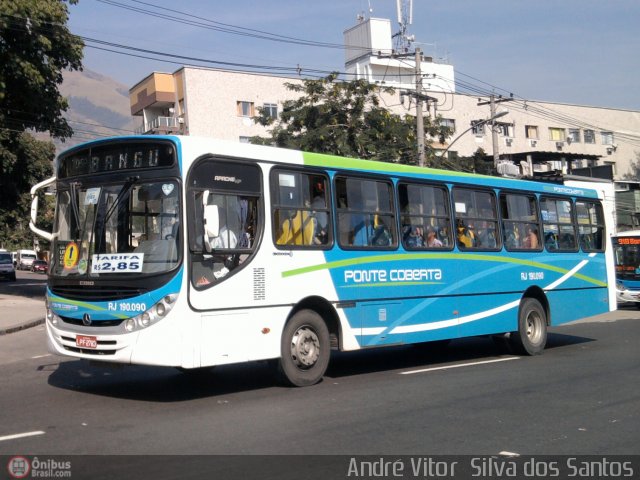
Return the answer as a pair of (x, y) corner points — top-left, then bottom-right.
(82, 313), (92, 326)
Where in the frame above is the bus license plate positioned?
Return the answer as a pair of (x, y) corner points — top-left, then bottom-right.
(76, 335), (97, 349)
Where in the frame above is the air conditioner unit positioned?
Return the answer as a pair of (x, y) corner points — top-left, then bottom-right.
(505, 138), (513, 147)
(497, 162), (521, 177)
(529, 140), (538, 147)
(556, 142), (564, 150)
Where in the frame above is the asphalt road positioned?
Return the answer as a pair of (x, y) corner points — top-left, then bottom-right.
(0, 307), (638, 463)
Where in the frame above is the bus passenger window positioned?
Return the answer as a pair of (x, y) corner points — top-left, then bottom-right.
(398, 182), (451, 250)
(576, 201), (605, 252)
(453, 188), (499, 251)
(500, 193), (541, 252)
(272, 170), (331, 247)
(541, 197), (577, 252)
(335, 176), (396, 249)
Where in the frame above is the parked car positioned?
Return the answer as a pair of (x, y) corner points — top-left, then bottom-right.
(0, 252), (16, 281)
(30, 259), (48, 273)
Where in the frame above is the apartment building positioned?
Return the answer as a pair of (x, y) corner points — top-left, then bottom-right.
(129, 17), (640, 180)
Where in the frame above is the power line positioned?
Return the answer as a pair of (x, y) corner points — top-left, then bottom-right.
(3, 8), (638, 151)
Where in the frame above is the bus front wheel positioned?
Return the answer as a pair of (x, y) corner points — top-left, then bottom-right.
(510, 298), (547, 355)
(278, 309), (330, 387)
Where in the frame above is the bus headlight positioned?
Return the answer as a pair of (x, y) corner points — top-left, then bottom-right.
(155, 303), (167, 317)
(140, 312), (151, 327)
(122, 294), (178, 333)
(45, 299), (57, 325)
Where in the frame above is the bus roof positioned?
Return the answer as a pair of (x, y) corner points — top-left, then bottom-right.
(57, 135), (600, 200)
(613, 230), (640, 237)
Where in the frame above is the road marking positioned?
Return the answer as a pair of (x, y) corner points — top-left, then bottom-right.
(0, 431), (45, 442)
(499, 451), (521, 457)
(400, 356), (519, 375)
(31, 354), (51, 359)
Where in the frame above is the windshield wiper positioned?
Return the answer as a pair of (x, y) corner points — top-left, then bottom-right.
(69, 181), (82, 240)
(94, 176), (139, 254)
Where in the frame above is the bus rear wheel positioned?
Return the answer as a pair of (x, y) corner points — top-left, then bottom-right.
(510, 298), (547, 355)
(278, 309), (330, 387)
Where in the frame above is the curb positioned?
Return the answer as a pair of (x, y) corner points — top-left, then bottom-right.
(0, 317), (45, 336)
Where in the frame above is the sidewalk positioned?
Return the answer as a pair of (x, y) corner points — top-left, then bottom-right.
(0, 293), (46, 335)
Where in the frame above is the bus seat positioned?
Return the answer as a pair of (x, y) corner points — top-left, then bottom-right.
(277, 210), (315, 245)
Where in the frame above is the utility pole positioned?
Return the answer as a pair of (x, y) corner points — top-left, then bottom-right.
(478, 94), (513, 168)
(415, 47), (425, 167)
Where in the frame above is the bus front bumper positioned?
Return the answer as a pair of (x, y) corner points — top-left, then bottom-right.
(616, 284), (640, 305)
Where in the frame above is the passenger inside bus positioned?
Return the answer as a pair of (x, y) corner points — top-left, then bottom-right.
(426, 226), (443, 247)
(457, 219), (477, 248)
(403, 225), (425, 247)
(310, 179), (329, 245)
(544, 232), (558, 250)
(523, 226), (539, 249)
(193, 192), (251, 287)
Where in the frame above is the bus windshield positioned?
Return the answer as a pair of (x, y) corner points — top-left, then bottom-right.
(613, 235), (640, 280)
(53, 179), (180, 277)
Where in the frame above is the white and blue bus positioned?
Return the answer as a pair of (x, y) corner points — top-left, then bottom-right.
(30, 136), (615, 386)
(612, 230), (640, 307)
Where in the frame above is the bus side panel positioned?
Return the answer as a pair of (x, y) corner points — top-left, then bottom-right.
(355, 297), (460, 347)
(546, 287), (610, 326)
(199, 307), (291, 366)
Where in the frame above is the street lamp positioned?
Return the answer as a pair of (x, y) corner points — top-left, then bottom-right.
(438, 110), (509, 159)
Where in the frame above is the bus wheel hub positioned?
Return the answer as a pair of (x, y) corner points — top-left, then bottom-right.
(290, 327), (320, 368)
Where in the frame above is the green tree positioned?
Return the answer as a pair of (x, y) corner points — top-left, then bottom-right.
(622, 151), (640, 180)
(0, 0), (83, 249)
(251, 73), (451, 165)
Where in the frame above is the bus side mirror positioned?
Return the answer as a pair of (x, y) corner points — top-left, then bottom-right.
(203, 204), (219, 252)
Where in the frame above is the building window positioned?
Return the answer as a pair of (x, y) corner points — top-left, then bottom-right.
(548, 127), (566, 142)
(568, 129), (581, 143)
(263, 103), (278, 119)
(584, 129), (596, 144)
(237, 101), (255, 117)
(498, 123), (514, 137)
(471, 120), (485, 135)
(601, 131), (614, 145)
(239, 136), (251, 144)
(525, 125), (539, 139)
(440, 118), (456, 134)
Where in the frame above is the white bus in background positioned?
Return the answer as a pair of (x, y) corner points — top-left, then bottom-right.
(16, 249), (37, 270)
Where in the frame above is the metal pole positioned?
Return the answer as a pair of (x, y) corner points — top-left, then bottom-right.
(415, 47), (425, 167)
(490, 94), (499, 168)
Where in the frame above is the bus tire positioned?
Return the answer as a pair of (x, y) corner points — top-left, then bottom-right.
(510, 298), (547, 355)
(278, 309), (330, 387)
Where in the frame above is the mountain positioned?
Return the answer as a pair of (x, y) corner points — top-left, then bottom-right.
(48, 68), (137, 153)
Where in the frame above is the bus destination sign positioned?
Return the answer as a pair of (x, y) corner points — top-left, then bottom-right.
(617, 237), (640, 245)
(58, 142), (175, 178)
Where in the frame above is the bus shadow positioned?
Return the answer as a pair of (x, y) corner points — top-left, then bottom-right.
(46, 332), (595, 401)
(325, 332), (596, 380)
(47, 360), (282, 402)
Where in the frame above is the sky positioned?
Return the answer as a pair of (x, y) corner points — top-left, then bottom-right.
(67, 0), (640, 111)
